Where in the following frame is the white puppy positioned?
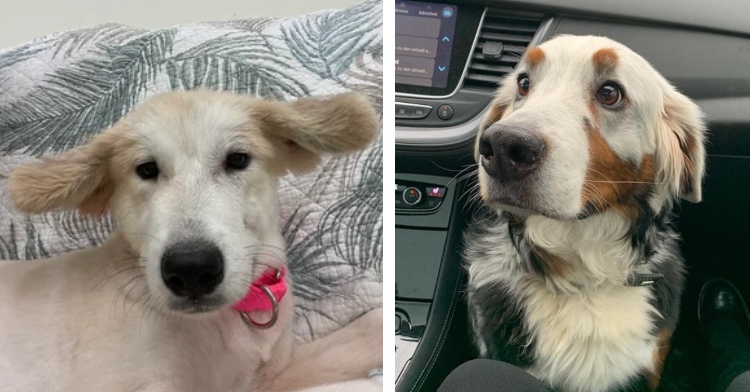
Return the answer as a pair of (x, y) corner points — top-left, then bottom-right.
(0, 90), (383, 392)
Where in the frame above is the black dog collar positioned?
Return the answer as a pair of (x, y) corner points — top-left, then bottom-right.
(626, 273), (664, 287)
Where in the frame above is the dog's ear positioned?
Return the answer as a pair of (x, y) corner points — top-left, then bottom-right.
(8, 130), (118, 216)
(254, 92), (379, 174)
(654, 80), (707, 203)
(475, 77), (515, 162)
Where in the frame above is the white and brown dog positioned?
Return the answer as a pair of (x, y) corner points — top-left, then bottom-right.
(466, 35), (706, 391)
(0, 90), (383, 392)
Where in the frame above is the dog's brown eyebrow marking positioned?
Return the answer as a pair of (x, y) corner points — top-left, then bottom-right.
(592, 48), (619, 74)
(525, 47), (545, 68)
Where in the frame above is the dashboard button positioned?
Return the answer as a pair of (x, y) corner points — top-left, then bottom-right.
(396, 104), (410, 118)
(437, 104), (454, 120)
(424, 186), (446, 198)
(425, 198), (441, 209)
(402, 187), (422, 206)
(409, 105), (432, 119)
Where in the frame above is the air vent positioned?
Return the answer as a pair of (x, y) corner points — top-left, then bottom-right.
(464, 10), (544, 90)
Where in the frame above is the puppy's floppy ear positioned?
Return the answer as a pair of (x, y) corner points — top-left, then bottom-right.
(475, 77), (515, 162)
(254, 92), (379, 174)
(8, 129), (118, 216)
(654, 80), (707, 203)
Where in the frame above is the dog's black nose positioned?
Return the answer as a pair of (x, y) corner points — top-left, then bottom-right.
(478, 125), (546, 182)
(161, 241), (224, 298)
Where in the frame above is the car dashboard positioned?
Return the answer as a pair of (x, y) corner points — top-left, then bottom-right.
(394, 0), (750, 391)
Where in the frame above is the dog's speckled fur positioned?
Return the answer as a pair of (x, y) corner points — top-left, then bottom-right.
(466, 35), (706, 392)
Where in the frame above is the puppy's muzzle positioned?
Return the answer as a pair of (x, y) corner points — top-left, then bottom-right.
(161, 240), (225, 299)
(479, 125), (546, 183)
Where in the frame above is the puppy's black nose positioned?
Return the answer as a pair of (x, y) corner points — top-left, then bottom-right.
(478, 125), (546, 182)
(161, 241), (224, 299)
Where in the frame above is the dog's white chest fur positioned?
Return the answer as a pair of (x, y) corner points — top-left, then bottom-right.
(0, 254), (294, 392)
(468, 213), (663, 392)
(522, 281), (658, 392)
(0, 308), (291, 392)
(521, 215), (660, 391)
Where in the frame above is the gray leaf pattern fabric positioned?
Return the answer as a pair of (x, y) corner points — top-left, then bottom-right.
(0, 0), (382, 342)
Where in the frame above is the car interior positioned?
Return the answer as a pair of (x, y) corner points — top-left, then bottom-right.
(394, 0), (750, 391)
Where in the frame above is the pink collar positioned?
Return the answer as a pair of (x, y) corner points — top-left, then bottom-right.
(232, 267), (287, 312)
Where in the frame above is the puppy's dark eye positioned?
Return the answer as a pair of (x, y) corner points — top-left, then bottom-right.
(136, 161), (159, 180)
(225, 152), (250, 171)
(596, 82), (624, 108)
(517, 74), (530, 97)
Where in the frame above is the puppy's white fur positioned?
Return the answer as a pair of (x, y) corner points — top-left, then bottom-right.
(0, 90), (382, 392)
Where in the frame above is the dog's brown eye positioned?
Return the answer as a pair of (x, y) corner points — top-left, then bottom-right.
(136, 161), (159, 180)
(517, 74), (530, 97)
(225, 153), (250, 171)
(596, 82), (624, 108)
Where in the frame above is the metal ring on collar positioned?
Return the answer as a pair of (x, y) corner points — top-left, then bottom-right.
(239, 285), (279, 330)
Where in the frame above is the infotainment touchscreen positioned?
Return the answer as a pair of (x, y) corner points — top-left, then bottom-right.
(395, 1), (458, 89)
(395, 2), (483, 97)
